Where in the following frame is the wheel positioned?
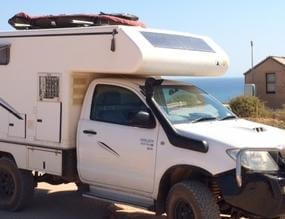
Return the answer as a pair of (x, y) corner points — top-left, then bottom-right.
(166, 181), (220, 219)
(0, 157), (34, 211)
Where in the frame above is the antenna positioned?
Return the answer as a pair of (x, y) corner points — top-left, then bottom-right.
(250, 40), (254, 69)
(250, 40), (255, 83)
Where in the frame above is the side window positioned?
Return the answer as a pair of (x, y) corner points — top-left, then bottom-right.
(0, 44), (10, 65)
(90, 84), (150, 126)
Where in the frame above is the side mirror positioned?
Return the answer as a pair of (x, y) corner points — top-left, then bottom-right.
(129, 110), (156, 129)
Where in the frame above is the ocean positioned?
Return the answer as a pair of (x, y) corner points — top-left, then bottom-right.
(177, 77), (244, 103)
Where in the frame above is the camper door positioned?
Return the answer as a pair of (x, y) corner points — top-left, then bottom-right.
(36, 73), (61, 143)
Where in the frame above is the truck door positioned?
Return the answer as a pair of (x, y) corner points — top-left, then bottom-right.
(78, 84), (158, 194)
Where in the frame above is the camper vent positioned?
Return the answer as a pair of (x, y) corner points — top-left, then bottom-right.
(0, 44), (10, 65)
(38, 73), (60, 102)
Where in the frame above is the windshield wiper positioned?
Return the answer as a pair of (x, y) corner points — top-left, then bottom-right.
(191, 117), (217, 123)
(219, 115), (237, 121)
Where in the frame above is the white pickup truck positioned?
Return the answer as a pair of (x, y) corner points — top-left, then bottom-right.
(0, 13), (285, 219)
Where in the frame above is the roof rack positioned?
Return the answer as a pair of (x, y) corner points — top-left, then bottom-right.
(8, 12), (145, 30)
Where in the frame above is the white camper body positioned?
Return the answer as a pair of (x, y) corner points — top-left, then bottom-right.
(0, 25), (229, 152)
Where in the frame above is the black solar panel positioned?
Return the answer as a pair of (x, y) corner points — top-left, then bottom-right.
(141, 32), (215, 53)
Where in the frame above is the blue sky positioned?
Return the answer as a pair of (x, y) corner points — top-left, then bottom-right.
(0, 1), (284, 77)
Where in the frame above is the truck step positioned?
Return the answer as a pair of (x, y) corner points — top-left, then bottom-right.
(82, 192), (153, 210)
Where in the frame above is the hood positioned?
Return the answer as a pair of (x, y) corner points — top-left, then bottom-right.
(174, 119), (285, 149)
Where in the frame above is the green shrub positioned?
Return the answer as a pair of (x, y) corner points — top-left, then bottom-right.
(229, 96), (266, 118)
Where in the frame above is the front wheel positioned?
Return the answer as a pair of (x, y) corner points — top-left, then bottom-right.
(0, 157), (34, 211)
(166, 181), (220, 219)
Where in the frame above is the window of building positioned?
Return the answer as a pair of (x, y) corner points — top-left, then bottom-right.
(266, 73), (276, 94)
(90, 84), (151, 127)
(0, 44), (11, 65)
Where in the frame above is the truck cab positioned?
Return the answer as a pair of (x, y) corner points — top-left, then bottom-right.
(77, 77), (285, 218)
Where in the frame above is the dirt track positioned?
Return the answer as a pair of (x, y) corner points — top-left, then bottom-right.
(0, 183), (165, 219)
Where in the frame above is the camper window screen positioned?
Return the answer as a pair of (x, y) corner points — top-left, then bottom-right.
(141, 32), (215, 53)
(0, 44), (10, 65)
(39, 74), (60, 101)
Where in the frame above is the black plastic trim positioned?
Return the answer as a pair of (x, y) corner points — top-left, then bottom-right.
(216, 169), (285, 218)
(24, 114), (27, 139)
(83, 130), (97, 135)
(143, 78), (208, 153)
(62, 149), (77, 179)
(97, 141), (120, 157)
(59, 102), (62, 143)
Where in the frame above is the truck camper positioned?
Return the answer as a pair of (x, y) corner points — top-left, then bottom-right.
(0, 12), (285, 219)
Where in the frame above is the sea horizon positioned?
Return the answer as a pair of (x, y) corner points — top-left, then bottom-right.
(170, 76), (245, 103)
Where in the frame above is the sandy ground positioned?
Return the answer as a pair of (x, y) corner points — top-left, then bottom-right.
(0, 183), (166, 219)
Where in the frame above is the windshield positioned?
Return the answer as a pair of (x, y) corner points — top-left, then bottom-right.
(153, 85), (235, 124)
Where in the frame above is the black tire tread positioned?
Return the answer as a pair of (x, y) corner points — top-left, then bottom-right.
(167, 180), (220, 219)
(15, 170), (34, 211)
(0, 157), (34, 211)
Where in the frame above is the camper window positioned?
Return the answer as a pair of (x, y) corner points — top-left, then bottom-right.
(0, 44), (10, 65)
(141, 32), (214, 53)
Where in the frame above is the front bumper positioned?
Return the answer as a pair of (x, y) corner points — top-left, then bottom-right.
(216, 169), (285, 218)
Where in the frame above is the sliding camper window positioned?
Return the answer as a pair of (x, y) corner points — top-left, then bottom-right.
(90, 84), (149, 127)
(141, 32), (214, 53)
(0, 44), (10, 65)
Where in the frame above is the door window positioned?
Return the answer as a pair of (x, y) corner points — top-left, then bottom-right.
(90, 84), (151, 127)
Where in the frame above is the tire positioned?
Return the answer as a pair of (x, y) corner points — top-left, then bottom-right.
(166, 181), (220, 219)
(0, 157), (34, 211)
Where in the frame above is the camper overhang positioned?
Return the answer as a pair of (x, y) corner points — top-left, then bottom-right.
(0, 25), (229, 76)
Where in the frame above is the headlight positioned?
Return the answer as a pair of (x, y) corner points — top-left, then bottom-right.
(227, 149), (279, 171)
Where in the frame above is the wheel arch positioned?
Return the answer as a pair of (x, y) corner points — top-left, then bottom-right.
(155, 164), (213, 215)
(0, 151), (16, 163)
(0, 147), (27, 169)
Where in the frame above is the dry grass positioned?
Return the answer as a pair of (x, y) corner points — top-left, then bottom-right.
(248, 117), (285, 129)
(257, 107), (285, 129)
(229, 96), (285, 129)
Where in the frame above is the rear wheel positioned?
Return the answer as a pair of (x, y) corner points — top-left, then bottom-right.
(0, 157), (34, 211)
(166, 181), (220, 219)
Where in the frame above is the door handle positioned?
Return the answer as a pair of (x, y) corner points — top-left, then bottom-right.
(83, 130), (97, 135)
